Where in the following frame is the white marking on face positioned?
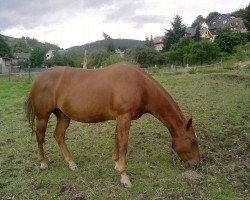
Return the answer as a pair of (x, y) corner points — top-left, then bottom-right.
(195, 132), (198, 139)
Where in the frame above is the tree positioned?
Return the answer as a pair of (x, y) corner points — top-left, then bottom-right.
(232, 3), (250, 31)
(0, 35), (12, 57)
(194, 24), (202, 42)
(163, 15), (186, 51)
(9, 38), (30, 53)
(191, 15), (205, 28)
(145, 35), (154, 47)
(30, 47), (44, 67)
(102, 33), (115, 52)
(205, 12), (219, 26)
(46, 51), (74, 67)
(245, 3), (250, 31)
(214, 27), (247, 53)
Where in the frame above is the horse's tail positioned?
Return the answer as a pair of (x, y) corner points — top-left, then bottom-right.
(24, 95), (36, 136)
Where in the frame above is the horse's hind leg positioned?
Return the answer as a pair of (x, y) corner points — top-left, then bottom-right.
(36, 116), (49, 169)
(53, 110), (77, 171)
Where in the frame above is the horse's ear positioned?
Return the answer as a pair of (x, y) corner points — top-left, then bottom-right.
(186, 117), (192, 130)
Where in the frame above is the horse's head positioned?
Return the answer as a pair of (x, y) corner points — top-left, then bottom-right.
(172, 117), (200, 167)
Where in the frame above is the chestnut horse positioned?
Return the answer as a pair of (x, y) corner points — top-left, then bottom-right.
(25, 62), (200, 187)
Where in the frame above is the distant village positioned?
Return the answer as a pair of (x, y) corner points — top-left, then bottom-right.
(0, 13), (248, 74)
(153, 13), (246, 51)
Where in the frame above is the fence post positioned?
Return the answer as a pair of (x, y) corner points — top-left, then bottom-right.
(9, 65), (12, 81)
(28, 66), (31, 81)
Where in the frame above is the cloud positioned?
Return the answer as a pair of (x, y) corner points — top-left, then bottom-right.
(131, 15), (170, 28)
(0, 0), (115, 30)
(1, 0), (249, 48)
(103, 0), (169, 28)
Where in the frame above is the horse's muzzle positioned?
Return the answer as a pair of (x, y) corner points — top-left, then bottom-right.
(184, 160), (200, 168)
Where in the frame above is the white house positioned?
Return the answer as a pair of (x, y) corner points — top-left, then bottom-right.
(153, 36), (164, 51)
(0, 57), (11, 74)
(46, 50), (56, 60)
(46, 49), (66, 60)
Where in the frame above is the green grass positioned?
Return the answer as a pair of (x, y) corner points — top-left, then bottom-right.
(0, 64), (249, 199)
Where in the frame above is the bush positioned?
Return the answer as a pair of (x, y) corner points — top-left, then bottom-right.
(127, 45), (162, 67)
(232, 43), (250, 61)
(102, 54), (125, 66)
(218, 52), (231, 62)
(88, 49), (110, 67)
(214, 28), (247, 53)
(167, 38), (220, 66)
(167, 37), (192, 65)
(184, 41), (220, 65)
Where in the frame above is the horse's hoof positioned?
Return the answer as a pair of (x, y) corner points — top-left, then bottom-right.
(69, 161), (77, 171)
(40, 162), (48, 170)
(114, 162), (118, 171)
(121, 175), (132, 188)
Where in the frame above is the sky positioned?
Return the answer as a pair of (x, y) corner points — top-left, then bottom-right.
(0, 0), (249, 49)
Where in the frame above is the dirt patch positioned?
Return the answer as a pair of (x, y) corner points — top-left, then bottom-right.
(178, 170), (202, 185)
(201, 153), (216, 165)
(58, 183), (86, 200)
(33, 182), (46, 190)
(160, 190), (181, 200)
(74, 196), (86, 200)
(154, 132), (167, 140)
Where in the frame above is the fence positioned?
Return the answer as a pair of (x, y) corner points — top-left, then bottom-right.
(0, 66), (46, 81)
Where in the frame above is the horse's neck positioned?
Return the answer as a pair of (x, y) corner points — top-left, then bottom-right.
(148, 87), (185, 137)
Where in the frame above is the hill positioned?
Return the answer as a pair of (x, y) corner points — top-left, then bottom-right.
(67, 39), (144, 51)
(1, 34), (60, 53)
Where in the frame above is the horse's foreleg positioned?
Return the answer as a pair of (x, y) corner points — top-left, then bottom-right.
(36, 117), (49, 170)
(112, 125), (119, 169)
(54, 111), (77, 171)
(115, 114), (132, 187)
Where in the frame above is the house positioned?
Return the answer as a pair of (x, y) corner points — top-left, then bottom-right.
(0, 57), (11, 74)
(209, 14), (247, 34)
(186, 22), (213, 41)
(153, 36), (164, 51)
(46, 49), (65, 60)
(200, 22), (214, 41)
(13, 52), (30, 64)
(115, 49), (125, 58)
(46, 50), (55, 60)
(226, 17), (247, 32)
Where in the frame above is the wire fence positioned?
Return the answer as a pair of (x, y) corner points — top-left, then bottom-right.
(0, 66), (46, 81)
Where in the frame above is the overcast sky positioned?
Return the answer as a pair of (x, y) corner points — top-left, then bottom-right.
(0, 0), (248, 49)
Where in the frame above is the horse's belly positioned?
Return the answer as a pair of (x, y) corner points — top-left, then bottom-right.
(59, 100), (115, 123)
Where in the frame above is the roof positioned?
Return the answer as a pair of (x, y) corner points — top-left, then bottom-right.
(14, 52), (30, 60)
(209, 13), (235, 30)
(186, 27), (197, 36)
(153, 36), (164, 44)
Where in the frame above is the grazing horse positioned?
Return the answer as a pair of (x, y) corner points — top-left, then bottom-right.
(25, 62), (200, 187)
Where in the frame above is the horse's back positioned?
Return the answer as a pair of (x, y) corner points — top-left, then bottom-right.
(30, 63), (151, 121)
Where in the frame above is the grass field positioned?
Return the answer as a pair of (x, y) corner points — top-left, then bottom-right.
(0, 64), (249, 200)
